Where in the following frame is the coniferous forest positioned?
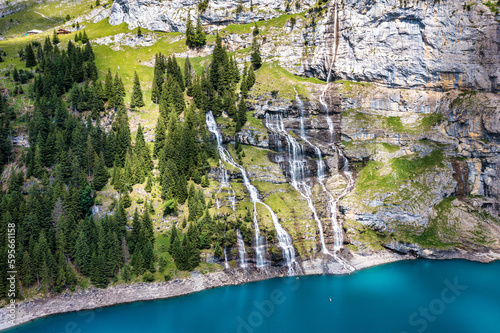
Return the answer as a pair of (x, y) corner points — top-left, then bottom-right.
(0, 34), (257, 298)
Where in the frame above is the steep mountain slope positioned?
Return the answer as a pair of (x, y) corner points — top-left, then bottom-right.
(109, 0), (500, 91)
(0, 0), (499, 280)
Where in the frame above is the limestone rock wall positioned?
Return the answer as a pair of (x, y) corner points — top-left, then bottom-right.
(108, 0), (500, 92)
(306, 0), (500, 92)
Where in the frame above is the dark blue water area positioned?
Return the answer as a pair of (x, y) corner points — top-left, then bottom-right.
(6, 259), (500, 333)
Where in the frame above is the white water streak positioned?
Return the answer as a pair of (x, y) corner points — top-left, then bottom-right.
(266, 109), (329, 255)
(207, 112), (299, 274)
(237, 230), (248, 269)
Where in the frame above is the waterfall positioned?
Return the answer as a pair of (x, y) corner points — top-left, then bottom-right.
(306, 2), (355, 272)
(229, 190), (236, 211)
(236, 230), (248, 269)
(295, 88), (355, 272)
(265, 109), (330, 255)
(319, 2), (339, 143)
(223, 246), (229, 269)
(206, 112), (299, 274)
(215, 163), (236, 211)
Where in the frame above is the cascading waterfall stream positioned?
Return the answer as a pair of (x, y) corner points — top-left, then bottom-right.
(295, 88), (354, 272)
(206, 112), (299, 274)
(223, 247), (229, 269)
(319, 1), (339, 143)
(310, 1), (355, 272)
(237, 230), (248, 269)
(215, 163), (237, 211)
(266, 111), (330, 255)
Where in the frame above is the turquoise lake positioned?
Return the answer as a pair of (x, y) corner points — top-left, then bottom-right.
(6, 260), (500, 333)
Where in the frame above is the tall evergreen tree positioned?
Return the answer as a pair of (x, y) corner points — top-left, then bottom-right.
(130, 71), (145, 109)
(194, 15), (206, 47)
(185, 13), (195, 47)
(184, 56), (192, 90)
(25, 44), (37, 68)
(52, 30), (60, 45)
(236, 97), (247, 132)
(251, 37), (262, 69)
(104, 68), (114, 102)
(93, 153), (109, 191)
(247, 65), (256, 89)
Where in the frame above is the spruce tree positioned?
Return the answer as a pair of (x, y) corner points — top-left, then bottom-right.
(93, 153), (109, 191)
(153, 116), (166, 157)
(129, 209), (141, 254)
(25, 43), (37, 68)
(142, 208), (154, 245)
(104, 68), (113, 102)
(81, 30), (89, 44)
(194, 15), (206, 47)
(251, 37), (262, 69)
(185, 14), (195, 47)
(52, 30), (60, 45)
(240, 77), (248, 98)
(113, 73), (126, 108)
(236, 97), (247, 132)
(247, 65), (256, 89)
(130, 71), (145, 109)
(184, 56), (192, 90)
(201, 173), (210, 188)
(145, 176), (152, 193)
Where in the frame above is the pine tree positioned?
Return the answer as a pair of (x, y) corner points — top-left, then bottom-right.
(236, 97), (247, 132)
(81, 30), (89, 44)
(251, 37), (262, 69)
(21, 251), (34, 286)
(75, 230), (91, 275)
(52, 30), (60, 45)
(130, 71), (145, 109)
(247, 65), (256, 89)
(153, 116), (166, 157)
(113, 73), (126, 108)
(201, 173), (210, 188)
(142, 242), (155, 273)
(145, 176), (152, 193)
(194, 15), (206, 47)
(240, 76), (248, 98)
(185, 13), (195, 47)
(104, 68), (113, 102)
(33, 144), (45, 178)
(25, 43), (37, 68)
(184, 56), (192, 89)
(137, 27), (142, 37)
(129, 208), (141, 254)
(93, 153), (109, 191)
(142, 208), (154, 245)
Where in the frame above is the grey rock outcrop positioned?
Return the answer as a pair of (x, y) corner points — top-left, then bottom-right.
(305, 0), (500, 92)
(108, 0), (499, 92)
(108, 0), (314, 32)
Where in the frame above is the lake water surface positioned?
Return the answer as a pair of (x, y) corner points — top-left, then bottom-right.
(6, 259), (500, 333)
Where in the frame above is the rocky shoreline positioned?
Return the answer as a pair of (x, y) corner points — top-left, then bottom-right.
(2, 249), (500, 331)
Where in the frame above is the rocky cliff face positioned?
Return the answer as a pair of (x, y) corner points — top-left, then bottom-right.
(105, 0), (500, 264)
(109, 0), (314, 32)
(245, 81), (500, 258)
(306, 0), (500, 92)
(108, 0), (500, 92)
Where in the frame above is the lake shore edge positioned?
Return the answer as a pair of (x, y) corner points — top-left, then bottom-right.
(1, 248), (499, 331)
